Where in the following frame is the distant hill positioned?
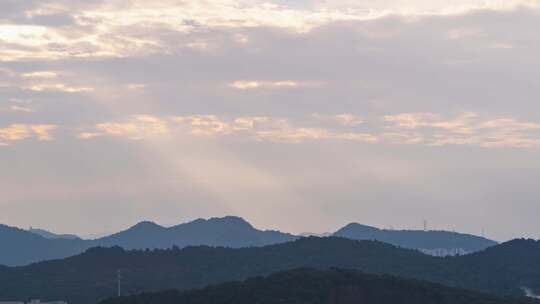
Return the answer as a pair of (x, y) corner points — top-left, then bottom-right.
(28, 228), (80, 240)
(334, 223), (497, 255)
(0, 224), (86, 266)
(0, 237), (539, 304)
(0, 217), (297, 266)
(100, 268), (537, 304)
(96, 216), (297, 249)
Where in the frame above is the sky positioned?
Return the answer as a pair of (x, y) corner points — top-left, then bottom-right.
(1, 0), (540, 241)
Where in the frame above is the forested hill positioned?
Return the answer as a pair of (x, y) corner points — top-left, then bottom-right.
(0, 237), (539, 304)
(334, 223), (497, 254)
(100, 268), (537, 304)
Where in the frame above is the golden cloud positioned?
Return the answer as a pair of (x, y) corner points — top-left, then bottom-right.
(0, 124), (57, 145)
(83, 115), (169, 140)
(229, 80), (316, 90)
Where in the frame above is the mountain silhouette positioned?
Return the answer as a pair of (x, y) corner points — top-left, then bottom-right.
(0, 217), (297, 266)
(96, 216), (298, 249)
(101, 268), (537, 304)
(0, 217), (499, 266)
(334, 223), (497, 255)
(0, 237), (539, 304)
(28, 228), (81, 240)
(0, 224), (86, 266)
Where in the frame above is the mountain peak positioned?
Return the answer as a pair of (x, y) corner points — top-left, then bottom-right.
(183, 216), (255, 230)
(129, 221), (164, 231)
(338, 223), (380, 233)
(207, 216), (254, 228)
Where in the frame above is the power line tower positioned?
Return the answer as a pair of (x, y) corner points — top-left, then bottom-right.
(117, 270), (122, 297)
(423, 220), (428, 231)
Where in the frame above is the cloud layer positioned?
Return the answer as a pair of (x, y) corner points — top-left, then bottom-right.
(2, 0), (540, 240)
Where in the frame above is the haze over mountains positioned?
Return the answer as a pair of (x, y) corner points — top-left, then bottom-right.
(0, 237), (538, 304)
(0, 216), (497, 266)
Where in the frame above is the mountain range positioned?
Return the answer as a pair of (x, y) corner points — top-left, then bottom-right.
(0, 237), (538, 304)
(100, 268), (538, 304)
(95, 216), (296, 249)
(0, 217), (296, 266)
(1, 216), (496, 266)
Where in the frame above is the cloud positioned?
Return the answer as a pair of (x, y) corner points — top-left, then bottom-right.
(30, 124), (57, 140)
(230, 80), (294, 90)
(229, 80), (321, 90)
(313, 113), (364, 126)
(0, 66), (92, 95)
(4, 111), (531, 148)
(1, 0), (539, 61)
(172, 115), (235, 136)
(384, 112), (540, 147)
(384, 113), (476, 134)
(167, 112), (540, 147)
(173, 114), (378, 143)
(0, 123), (57, 145)
(0, 98), (36, 114)
(21, 71), (58, 78)
(26, 83), (94, 93)
(80, 114), (376, 144)
(8, 105), (34, 113)
(82, 115), (169, 140)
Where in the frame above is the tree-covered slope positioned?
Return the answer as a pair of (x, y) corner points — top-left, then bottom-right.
(1, 237), (539, 304)
(100, 268), (537, 304)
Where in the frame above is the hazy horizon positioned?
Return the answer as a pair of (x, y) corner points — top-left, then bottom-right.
(2, 0), (540, 242)
(0, 214), (519, 243)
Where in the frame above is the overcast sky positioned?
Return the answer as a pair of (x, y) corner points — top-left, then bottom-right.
(1, 0), (540, 241)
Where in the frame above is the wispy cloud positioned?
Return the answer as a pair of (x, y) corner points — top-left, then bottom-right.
(0, 124), (57, 145)
(26, 83), (94, 93)
(313, 113), (364, 126)
(80, 115), (169, 140)
(8, 105), (35, 113)
(384, 113), (540, 148)
(21, 71), (58, 78)
(78, 114), (376, 144)
(229, 80), (321, 90)
(66, 112), (540, 148)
